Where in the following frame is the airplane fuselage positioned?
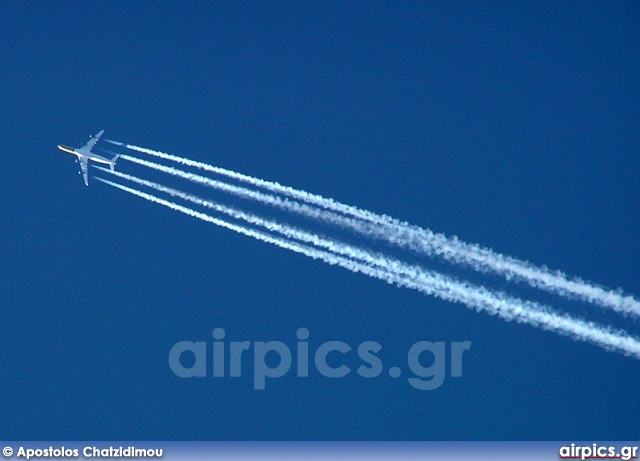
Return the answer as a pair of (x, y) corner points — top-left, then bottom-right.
(57, 145), (115, 165)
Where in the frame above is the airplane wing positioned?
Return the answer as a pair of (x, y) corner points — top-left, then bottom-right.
(81, 130), (105, 153)
(79, 157), (89, 186)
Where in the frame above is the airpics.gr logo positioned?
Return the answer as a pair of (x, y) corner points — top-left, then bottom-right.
(169, 328), (471, 390)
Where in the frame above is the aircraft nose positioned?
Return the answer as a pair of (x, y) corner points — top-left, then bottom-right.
(58, 145), (76, 154)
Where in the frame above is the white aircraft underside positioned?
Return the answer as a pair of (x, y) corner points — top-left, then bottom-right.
(58, 130), (118, 186)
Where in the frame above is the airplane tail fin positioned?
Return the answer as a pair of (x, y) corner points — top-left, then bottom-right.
(110, 155), (119, 172)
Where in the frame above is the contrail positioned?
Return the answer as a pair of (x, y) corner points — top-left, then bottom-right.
(119, 155), (420, 247)
(96, 175), (640, 359)
(96, 166), (386, 264)
(98, 166), (542, 295)
(111, 148), (640, 318)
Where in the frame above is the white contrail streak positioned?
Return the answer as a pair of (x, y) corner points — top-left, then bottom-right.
(98, 166), (517, 292)
(96, 175), (640, 359)
(119, 154), (409, 243)
(111, 147), (640, 318)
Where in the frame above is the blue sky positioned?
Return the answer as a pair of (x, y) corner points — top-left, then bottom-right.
(1, 2), (639, 440)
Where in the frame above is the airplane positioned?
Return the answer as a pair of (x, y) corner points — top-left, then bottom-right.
(57, 130), (119, 186)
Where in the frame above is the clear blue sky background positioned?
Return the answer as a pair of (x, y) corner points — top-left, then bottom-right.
(1, 2), (638, 440)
